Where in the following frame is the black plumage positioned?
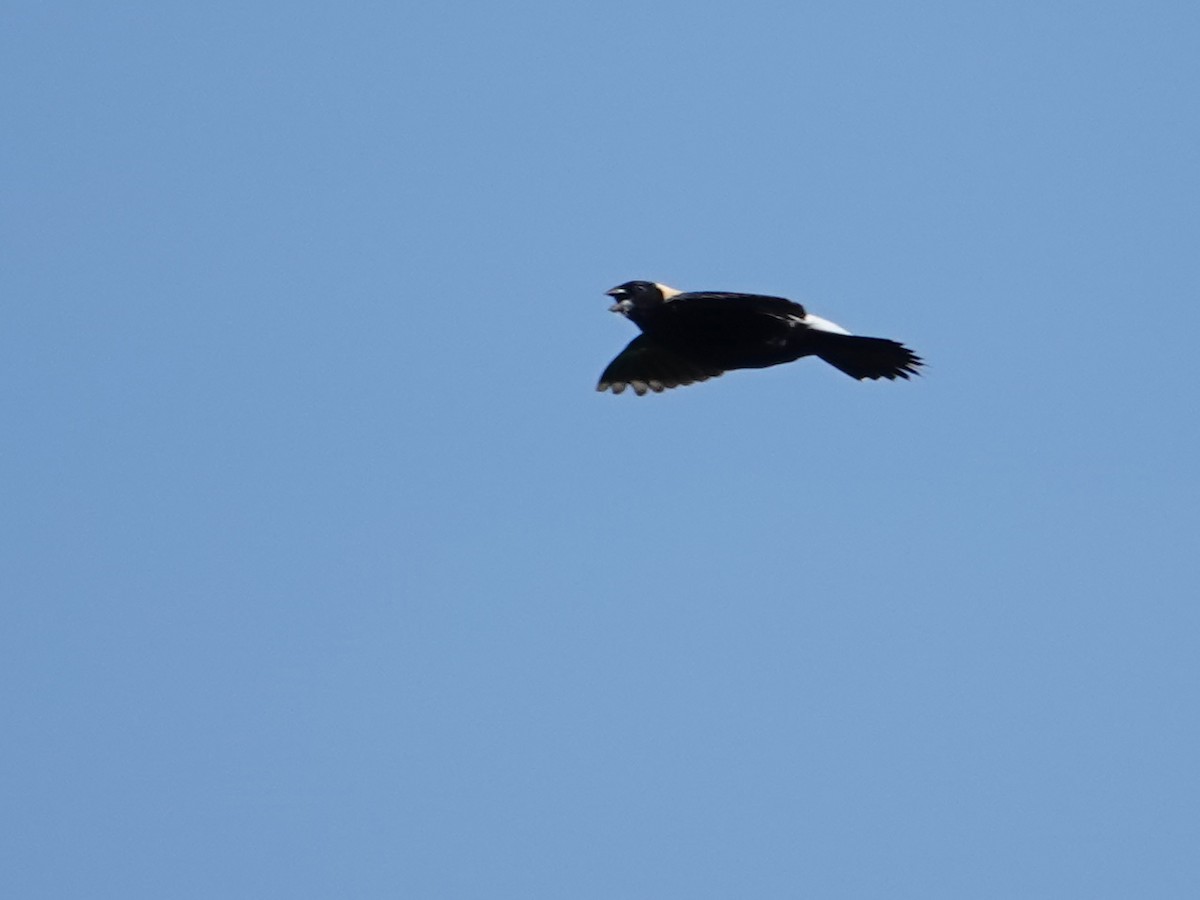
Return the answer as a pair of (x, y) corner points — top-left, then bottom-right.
(597, 281), (923, 395)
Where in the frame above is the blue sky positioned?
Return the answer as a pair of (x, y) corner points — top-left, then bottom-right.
(3, 2), (1199, 897)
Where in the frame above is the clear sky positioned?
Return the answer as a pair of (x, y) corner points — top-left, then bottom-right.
(3, 2), (1199, 897)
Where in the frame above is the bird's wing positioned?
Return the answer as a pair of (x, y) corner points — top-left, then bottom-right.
(597, 335), (724, 395)
(670, 291), (807, 319)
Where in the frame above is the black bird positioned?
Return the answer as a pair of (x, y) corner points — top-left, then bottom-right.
(597, 280), (923, 395)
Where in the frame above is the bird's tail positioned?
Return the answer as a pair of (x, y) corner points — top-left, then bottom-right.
(810, 332), (924, 380)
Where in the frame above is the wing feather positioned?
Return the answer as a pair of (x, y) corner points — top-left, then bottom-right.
(670, 291), (807, 320)
(597, 335), (723, 396)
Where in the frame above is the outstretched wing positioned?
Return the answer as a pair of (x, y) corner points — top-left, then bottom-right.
(597, 335), (724, 396)
(671, 291), (806, 317)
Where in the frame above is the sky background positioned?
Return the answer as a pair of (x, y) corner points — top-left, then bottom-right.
(3, 1), (1199, 897)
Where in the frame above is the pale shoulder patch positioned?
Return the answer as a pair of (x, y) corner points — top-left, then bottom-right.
(803, 313), (853, 335)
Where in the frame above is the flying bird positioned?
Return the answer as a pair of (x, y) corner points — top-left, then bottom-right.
(597, 281), (923, 395)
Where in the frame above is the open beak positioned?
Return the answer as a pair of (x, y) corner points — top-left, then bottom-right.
(607, 289), (631, 313)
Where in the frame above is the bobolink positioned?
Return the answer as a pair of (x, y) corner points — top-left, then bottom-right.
(598, 281), (923, 395)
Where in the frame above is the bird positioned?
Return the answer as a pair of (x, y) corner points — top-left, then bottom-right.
(597, 280), (923, 395)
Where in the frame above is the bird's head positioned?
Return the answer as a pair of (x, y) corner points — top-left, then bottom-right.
(605, 281), (681, 314)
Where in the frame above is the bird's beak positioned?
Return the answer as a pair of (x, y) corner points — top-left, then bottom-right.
(607, 288), (631, 313)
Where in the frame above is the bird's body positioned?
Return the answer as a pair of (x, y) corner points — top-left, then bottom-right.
(598, 281), (923, 395)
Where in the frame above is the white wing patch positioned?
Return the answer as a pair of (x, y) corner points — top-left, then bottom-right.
(803, 313), (852, 335)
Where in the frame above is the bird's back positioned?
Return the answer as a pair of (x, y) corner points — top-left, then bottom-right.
(632, 292), (811, 370)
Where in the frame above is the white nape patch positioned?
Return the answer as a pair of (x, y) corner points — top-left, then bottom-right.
(654, 283), (683, 301)
(803, 313), (852, 335)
